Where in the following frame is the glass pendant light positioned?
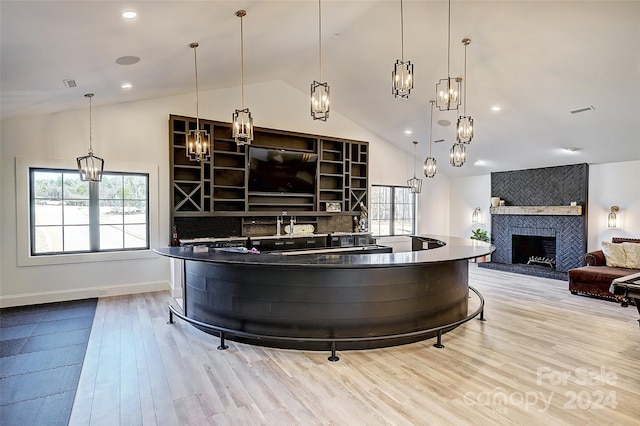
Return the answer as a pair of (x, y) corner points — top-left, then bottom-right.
(457, 38), (474, 143)
(232, 10), (254, 146)
(392, 0), (413, 98)
(407, 141), (422, 193)
(435, 0), (461, 111)
(186, 42), (211, 162)
(311, 0), (330, 120)
(424, 100), (437, 178)
(76, 93), (104, 182)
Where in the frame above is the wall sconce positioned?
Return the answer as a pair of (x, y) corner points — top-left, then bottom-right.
(607, 205), (619, 228)
(472, 207), (481, 223)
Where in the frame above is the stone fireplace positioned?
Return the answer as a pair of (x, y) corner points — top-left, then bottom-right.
(479, 164), (588, 280)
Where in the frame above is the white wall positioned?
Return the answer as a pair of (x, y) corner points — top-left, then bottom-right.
(1, 80), (434, 306)
(449, 175), (491, 239)
(587, 160), (640, 251)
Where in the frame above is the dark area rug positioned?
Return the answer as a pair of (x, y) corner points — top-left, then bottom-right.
(0, 298), (97, 426)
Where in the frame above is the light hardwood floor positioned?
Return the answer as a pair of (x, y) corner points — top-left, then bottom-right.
(69, 265), (640, 425)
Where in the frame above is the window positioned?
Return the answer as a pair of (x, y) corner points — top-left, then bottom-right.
(370, 185), (415, 237)
(30, 168), (149, 255)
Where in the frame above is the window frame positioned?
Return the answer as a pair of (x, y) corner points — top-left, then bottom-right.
(16, 157), (159, 267)
(29, 168), (150, 256)
(370, 184), (416, 237)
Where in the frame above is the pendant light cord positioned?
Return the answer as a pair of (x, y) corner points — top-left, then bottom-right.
(240, 14), (245, 109)
(84, 93), (94, 154)
(192, 44), (200, 130)
(429, 101), (434, 157)
(400, 0), (405, 62)
(463, 40), (468, 116)
(318, 0), (322, 81)
(412, 141), (417, 178)
(446, 0), (451, 78)
(89, 95), (93, 152)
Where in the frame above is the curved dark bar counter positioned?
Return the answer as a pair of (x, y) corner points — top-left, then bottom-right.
(154, 235), (493, 352)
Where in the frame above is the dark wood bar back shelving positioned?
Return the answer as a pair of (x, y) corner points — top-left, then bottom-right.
(169, 115), (369, 236)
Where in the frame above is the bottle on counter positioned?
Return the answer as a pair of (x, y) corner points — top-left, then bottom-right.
(171, 225), (180, 247)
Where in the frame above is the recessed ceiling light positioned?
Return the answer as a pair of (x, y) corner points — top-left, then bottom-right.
(437, 119), (451, 127)
(115, 56), (141, 65)
(121, 82), (132, 90)
(491, 105), (501, 112)
(563, 147), (582, 153)
(404, 129), (412, 135)
(474, 160), (486, 166)
(122, 11), (137, 20)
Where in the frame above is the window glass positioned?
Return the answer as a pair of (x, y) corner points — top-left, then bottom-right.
(30, 168), (149, 255)
(371, 185), (415, 237)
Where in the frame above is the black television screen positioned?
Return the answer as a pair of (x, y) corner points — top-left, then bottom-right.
(248, 147), (318, 194)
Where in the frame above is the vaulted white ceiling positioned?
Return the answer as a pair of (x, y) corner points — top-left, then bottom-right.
(2, 1), (639, 177)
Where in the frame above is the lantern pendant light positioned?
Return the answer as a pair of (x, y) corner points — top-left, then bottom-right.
(457, 38), (474, 143)
(76, 93), (104, 182)
(392, 0), (413, 98)
(407, 141), (422, 193)
(450, 142), (466, 167)
(424, 100), (437, 178)
(311, 0), (330, 120)
(186, 42), (211, 162)
(232, 10), (254, 146)
(435, 0), (461, 111)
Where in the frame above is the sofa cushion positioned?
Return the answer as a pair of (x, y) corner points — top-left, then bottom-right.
(622, 243), (640, 269)
(569, 265), (637, 285)
(602, 241), (627, 268)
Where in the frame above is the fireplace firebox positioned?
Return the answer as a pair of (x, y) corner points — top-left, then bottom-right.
(512, 235), (556, 268)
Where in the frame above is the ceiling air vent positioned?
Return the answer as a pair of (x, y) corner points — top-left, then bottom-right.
(570, 105), (595, 114)
(63, 79), (77, 88)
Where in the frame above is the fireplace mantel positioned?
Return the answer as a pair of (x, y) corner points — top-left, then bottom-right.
(490, 206), (583, 216)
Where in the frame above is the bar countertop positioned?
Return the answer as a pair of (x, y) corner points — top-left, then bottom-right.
(153, 235), (494, 268)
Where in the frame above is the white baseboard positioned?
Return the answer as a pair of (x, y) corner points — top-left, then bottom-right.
(0, 281), (170, 308)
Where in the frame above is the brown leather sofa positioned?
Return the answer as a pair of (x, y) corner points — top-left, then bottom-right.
(568, 237), (640, 301)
